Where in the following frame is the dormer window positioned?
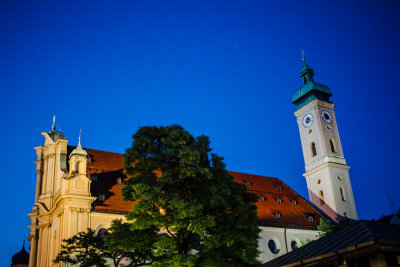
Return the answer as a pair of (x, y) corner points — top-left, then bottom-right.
(260, 196), (266, 202)
(306, 215), (314, 222)
(98, 194), (105, 202)
(275, 184), (282, 190)
(273, 212), (281, 219)
(91, 175), (98, 182)
(116, 178), (122, 184)
(243, 180), (252, 187)
(290, 199), (297, 206)
(275, 198), (282, 204)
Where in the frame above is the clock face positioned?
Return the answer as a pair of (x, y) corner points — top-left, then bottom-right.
(321, 110), (333, 123)
(302, 113), (313, 128)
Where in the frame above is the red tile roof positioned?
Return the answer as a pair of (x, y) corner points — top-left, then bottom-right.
(82, 147), (326, 229)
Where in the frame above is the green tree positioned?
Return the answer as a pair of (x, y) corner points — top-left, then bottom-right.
(54, 221), (157, 267)
(105, 219), (158, 266)
(122, 125), (260, 267)
(54, 228), (111, 267)
(317, 216), (351, 238)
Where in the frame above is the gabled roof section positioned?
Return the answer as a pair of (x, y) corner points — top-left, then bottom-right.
(230, 171), (326, 229)
(264, 220), (400, 267)
(78, 147), (326, 229)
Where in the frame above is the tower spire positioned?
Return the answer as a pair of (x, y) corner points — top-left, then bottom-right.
(78, 129), (82, 147)
(300, 50), (314, 84)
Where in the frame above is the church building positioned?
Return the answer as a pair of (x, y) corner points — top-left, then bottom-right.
(26, 58), (357, 266)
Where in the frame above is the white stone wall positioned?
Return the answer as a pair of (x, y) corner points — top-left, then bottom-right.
(258, 226), (319, 263)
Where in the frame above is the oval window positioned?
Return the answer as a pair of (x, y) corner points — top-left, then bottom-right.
(268, 239), (280, 254)
(291, 240), (298, 250)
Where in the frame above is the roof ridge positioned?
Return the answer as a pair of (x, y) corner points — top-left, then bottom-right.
(68, 145), (124, 155)
(228, 170), (278, 179)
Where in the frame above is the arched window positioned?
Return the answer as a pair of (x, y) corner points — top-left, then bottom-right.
(330, 139), (336, 153)
(75, 161), (80, 173)
(319, 190), (325, 205)
(97, 228), (108, 238)
(340, 187), (346, 201)
(311, 142), (317, 157)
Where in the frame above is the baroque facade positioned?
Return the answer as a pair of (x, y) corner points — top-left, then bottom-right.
(27, 58), (357, 266)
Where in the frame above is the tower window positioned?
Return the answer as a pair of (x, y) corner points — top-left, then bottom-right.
(330, 139), (336, 153)
(340, 187), (346, 201)
(319, 190), (325, 205)
(75, 161), (80, 173)
(311, 142), (317, 157)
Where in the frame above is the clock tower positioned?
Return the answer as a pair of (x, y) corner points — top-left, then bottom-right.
(292, 56), (357, 220)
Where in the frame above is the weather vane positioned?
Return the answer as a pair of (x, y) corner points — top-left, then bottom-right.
(52, 115), (56, 131)
(78, 129), (82, 145)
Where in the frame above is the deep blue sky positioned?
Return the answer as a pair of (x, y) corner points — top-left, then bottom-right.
(1, 0), (400, 264)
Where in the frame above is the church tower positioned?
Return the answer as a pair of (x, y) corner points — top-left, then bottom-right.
(28, 119), (96, 267)
(292, 56), (357, 220)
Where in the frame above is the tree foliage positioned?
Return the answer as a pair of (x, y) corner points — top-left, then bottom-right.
(122, 125), (260, 266)
(317, 216), (351, 238)
(54, 220), (157, 267)
(54, 228), (110, 267)
(104, 219), (158, 266)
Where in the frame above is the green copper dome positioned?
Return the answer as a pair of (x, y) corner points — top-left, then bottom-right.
(292, 57), (332, 110)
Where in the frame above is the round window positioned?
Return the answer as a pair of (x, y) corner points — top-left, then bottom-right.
(268, 239), (280, 254)
(291, 240), (298, 250)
